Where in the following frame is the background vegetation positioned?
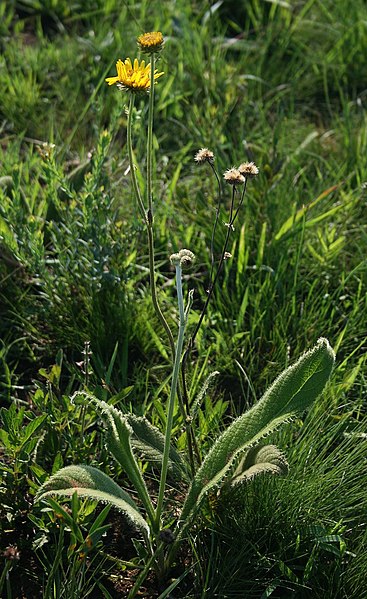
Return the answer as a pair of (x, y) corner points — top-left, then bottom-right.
(1, 0), (366, 597)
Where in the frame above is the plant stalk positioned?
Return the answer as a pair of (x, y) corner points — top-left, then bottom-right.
(126, 91), (175, 358)
(181, 181), (248, 440)
(127, 94), (146, 220)
(155, 263), (186, 529)
(147, 57), (155, 216)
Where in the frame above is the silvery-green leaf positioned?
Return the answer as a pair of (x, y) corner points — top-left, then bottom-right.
(35, 464), (149, 536)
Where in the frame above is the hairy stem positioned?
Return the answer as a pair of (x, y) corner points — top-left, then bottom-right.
(145, 58), (195, 467)
(145, 58), (176, 358)
(155, 263), (186, 529)
(146, 225), (176, 358)
(209, 161), (223, 284)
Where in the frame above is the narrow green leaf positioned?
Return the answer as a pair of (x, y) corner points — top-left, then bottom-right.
(46, 496), (84, 543)
(275, 185), (338, 241)
(89, 504), (111, 535)
(0, 429), (10, 448)
(71, 491), (79, 521)
(86, 524), (111, 549)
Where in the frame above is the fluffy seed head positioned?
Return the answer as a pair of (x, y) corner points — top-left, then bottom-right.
(223, 168), (245, 186)
(238, 161), (259, 178)
(3, 546), (20, 561)
(194, 148), (215, 165)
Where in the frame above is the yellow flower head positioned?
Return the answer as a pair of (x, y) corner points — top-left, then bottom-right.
(137, 31), (164, 54)
(105, 58), (164, 93)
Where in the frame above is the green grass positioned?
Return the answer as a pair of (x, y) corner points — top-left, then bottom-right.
(193, 391), (367, 598)
(1, 0), (367, 597)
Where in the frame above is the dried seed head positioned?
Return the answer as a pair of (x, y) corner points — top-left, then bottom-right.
(194, 148), (215, 165)
(223, 168), (245, 186)
(3, 546), (20, 561)
(238, 161), (259, 178)
(179, 249), (195, 267)
(170, 253), (180, 265)
(37, 142), (56, 160)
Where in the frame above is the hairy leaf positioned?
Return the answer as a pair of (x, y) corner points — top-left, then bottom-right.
(230, 444), (289, 485)
(124, 413), (188, 479)
(89, 398), (156, 525)
(190, 371), (220, 422)
(35, 465), (149, 536)
(179, 338), (335, 530)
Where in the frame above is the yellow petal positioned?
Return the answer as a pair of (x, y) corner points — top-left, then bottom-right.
(105, 76), (119, 86)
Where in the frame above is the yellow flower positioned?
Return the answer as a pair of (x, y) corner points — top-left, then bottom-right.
(137, 31), (164, 54)
(105, 58), (164, 93)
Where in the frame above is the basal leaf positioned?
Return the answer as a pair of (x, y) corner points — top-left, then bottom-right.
(229, 444), (289, 486)
(124, 413), (187, 479)
(179, 338), (335, 531)
(35, 464), (149, 536)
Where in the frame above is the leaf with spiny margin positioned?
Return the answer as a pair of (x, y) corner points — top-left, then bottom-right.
(179, 338), (335, 530)
(90, 398), (156, 524)
(35, 465), (149, 536)
(190, 371), (220, 422)
(123, 413), (188, 480)
(229, 444), (289, 486)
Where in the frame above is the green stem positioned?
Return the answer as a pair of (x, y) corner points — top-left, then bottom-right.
(209, 161), (223, 284)
(155, 263), (186, 528)
(126, 94), (146, 221)
(180, 181), (248, 458)
(0, 560), (11, 597)
(147, 56), (155, 216)
(146, 56), (176, 357)
(126, 90), (175, 357)
(147, 225), (176, 358)
(189, 181), (246, 347)
(127, 549), (158, 599)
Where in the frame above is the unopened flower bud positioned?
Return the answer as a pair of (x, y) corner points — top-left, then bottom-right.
(170, 249), (196, 268)
(137, 31), (164, 54)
